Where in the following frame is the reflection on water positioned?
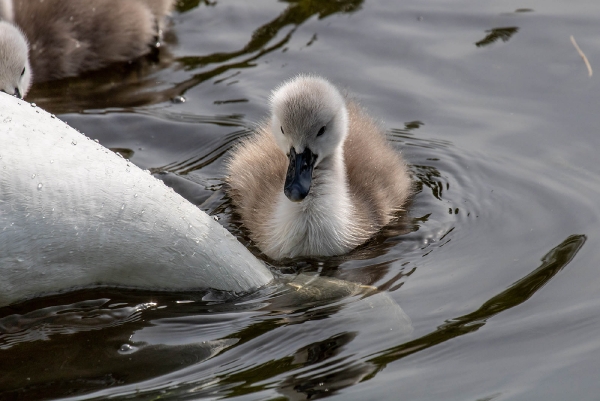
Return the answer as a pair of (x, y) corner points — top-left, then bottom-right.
(475, 27), (519, 48)
(370, 234), (586, 368)
(178, 0), (217, 12)
(0, 277), (411, 399)
(153, 128), (250, 175)
(0, 299), (154, 350)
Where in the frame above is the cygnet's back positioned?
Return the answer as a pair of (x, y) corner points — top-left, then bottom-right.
(12, 0), (174, 84)
(343, 101), (412, 227)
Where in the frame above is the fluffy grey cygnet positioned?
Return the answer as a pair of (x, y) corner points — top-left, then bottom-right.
(0, 21), (30, 98)
(0, 0), (174, 98)
(226, 75), (412, 260)
(0, 0), (12, 21)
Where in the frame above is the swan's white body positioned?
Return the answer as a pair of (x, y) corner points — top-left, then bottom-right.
(227, 76), (411, 260)
(0, 93), (273, 307)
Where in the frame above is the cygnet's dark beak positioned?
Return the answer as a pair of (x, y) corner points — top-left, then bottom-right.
(284, 147), (317, 202)
(14, 88), (22, 99)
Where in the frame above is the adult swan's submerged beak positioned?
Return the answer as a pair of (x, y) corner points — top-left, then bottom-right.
(284, 147), (317, 202)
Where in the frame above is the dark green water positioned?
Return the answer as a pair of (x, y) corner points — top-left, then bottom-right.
(2, 0), (600, 399)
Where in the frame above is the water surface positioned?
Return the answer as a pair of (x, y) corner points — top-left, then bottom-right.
(3, 0), (600, 399)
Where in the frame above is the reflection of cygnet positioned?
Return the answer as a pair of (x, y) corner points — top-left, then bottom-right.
(0, 21), (30, 98)
(0, 0), (174, 98)
(226, 75), (412, 259)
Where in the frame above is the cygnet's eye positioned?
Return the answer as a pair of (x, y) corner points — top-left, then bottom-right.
(317, 126), (326, 137)
(21, 67), (25, 77)
(281, 126), (285, 135)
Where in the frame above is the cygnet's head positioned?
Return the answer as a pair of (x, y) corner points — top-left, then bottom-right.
(270, 75), (349, 202)
(0, 21), (31, 98)
(0, 0), (14, 22)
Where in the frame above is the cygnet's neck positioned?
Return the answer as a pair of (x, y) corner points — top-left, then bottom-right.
(266, 146), (358, 259)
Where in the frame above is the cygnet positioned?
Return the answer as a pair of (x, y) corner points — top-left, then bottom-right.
(226, 75), (412, 260)
(0, 20), (30, 97)
(0, 0), (174, 98)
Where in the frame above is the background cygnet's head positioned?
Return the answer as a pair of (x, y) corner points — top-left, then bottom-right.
(0, 0), (14, 22)
(270, 75), (349, 202)
(0, 21), (31, 98)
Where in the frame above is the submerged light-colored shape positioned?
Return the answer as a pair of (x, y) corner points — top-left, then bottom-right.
(227, 75), (412, 259)
(0, 93), (273, 307)
(0, 0), (174, 97)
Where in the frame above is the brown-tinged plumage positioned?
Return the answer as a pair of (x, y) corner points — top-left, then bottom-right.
(0, 0), (174, 97)
(226, 75), (412, 260)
